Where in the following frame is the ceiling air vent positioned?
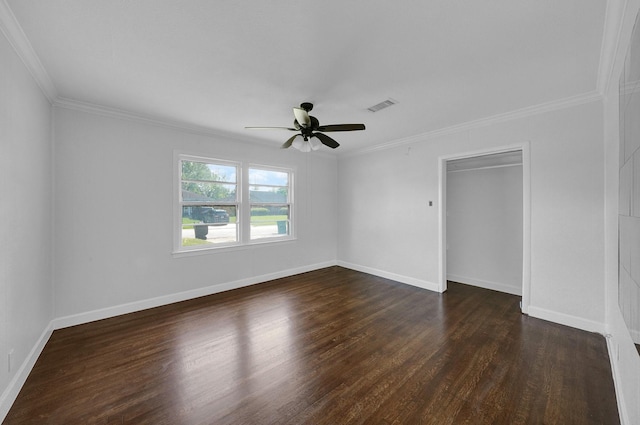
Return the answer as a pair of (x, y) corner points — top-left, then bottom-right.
(367, 98), (397, 112)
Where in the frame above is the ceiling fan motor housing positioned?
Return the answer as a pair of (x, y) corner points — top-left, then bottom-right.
(295, 116), (320, 140)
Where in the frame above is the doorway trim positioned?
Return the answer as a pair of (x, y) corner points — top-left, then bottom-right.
(438, 142), (531, 314)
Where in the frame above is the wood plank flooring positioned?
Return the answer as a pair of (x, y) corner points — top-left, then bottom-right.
(4, 267), (619, 424)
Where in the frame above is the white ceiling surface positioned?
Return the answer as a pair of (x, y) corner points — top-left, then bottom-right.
(6, 1), (606, 154)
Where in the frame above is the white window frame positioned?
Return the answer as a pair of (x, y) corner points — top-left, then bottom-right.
(247, 164), (294, 242)
(174, 153), (295, 254)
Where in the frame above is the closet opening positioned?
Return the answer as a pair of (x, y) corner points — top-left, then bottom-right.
(438, 145), (530, 313)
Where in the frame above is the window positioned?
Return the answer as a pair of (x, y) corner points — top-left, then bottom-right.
(177, 155), (293, 252)
(249, 167), (291, 240)
(180, 158), (239, 247)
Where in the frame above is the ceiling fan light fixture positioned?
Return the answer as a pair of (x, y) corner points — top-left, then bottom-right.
(309, 138), (321, 151)
(292, 138), (311, 152)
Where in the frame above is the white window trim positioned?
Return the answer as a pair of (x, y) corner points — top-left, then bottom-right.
(247, 162), (295, 241)
(173, 152), (295, 255)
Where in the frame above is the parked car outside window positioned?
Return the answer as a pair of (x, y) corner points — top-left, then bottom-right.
(197, 207), (229, 226)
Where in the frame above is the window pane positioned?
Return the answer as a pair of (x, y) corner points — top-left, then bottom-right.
(250, 220), (289, 240)
(249, 186), (288, 203)
(181, 206), (237, 245)
(182, 161), (236, 183)
(250, 205), (289, 240)
(182, 182), (236, 202)
(249, 168), (288, 186)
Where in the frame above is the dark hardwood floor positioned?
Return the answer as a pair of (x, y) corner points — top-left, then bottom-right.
(4, 267), (619, 424)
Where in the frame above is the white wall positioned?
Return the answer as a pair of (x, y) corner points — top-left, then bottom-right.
(0, 29), (53, 416)
(446, 164), (523, 295)
(338, 100), (605, 331)
(619, 9), (640, 346)
(604, 1), (640, 424)
(52, 107), (338, 320)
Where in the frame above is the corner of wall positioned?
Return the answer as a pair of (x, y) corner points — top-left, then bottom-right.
(526, 305), (607, 334)
(0, 324), (53, 422)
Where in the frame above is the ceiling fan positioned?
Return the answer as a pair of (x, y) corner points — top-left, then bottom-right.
(246, 102), (366, 151)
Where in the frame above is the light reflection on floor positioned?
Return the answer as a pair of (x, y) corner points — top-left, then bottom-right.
(173, 293), (297, 418)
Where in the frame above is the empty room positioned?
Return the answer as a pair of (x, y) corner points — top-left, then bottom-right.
(1, 1), (640, 424)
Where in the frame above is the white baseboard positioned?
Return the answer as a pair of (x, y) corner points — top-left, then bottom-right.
(0, 324), (53, 421)
(52, 261), (336, 330)
(446, 274), (522, 296)
(337, 261), (440, 292)
(527, 305), (606, 334)
(605, 334), (630, 425)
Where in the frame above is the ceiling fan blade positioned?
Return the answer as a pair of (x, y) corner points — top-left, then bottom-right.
(313, 132), (340, 149)
(245, 126), (297, 131)
(316, 124), (366, 132)
(281, 134), (300, 149)
(293, 107), (311, 128)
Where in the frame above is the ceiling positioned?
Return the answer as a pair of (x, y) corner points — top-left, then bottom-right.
(4, 0), (609, 154)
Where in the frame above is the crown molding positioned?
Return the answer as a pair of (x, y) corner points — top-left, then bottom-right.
(55, 91), (601, 161)
(53, 97), (271, 144)
(341, 91), (603, 158)
(597, 0), (627, 95)
(0, 0), (57, 102)
(53, 97), (337, 159)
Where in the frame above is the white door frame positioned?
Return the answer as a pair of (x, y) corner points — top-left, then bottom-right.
(437, 142), (531, 314)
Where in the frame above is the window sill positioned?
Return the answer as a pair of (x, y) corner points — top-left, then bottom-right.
(172, 237), (297, 258)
